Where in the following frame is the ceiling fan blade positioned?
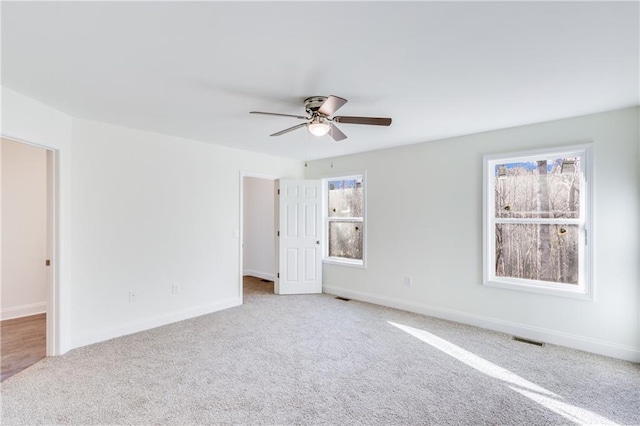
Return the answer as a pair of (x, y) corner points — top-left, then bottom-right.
(333, 116), (392, 126)
(270, 123), (308, 137)
(318, 95), (348, 116)
(329, 123), (347, 141)
(250, 111), (308, 120)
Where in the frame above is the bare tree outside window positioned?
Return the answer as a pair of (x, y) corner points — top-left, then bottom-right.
(327, 177), (364, 261)
(493, 157), (581, 285)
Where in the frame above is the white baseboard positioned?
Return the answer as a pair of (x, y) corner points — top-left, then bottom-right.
(323, 285), (640, 363)
(0, 302), (47, 321)
(243, 269), (275, 281)
(72, 297), (241, 349)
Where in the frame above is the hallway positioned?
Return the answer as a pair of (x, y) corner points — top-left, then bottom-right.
(1, 313), (46, 381)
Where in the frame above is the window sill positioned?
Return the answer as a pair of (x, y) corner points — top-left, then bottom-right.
(323, 257), (366, 269)
(484, 278), (592, 301)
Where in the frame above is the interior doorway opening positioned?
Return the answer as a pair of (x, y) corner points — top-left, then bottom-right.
(239, 172), (278, 302)
(1, 137), (56, 379)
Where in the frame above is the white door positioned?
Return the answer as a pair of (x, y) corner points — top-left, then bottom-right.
(275, 179), (323, 294)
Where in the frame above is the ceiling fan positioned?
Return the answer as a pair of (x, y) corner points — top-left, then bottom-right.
(250, 95), (392, 141)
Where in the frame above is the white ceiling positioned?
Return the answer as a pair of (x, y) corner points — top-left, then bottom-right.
(2, 1), (638, 161)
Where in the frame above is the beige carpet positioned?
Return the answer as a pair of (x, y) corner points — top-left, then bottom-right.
(1, 276), (639, 425)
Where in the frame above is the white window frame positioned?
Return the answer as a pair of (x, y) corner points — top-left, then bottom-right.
(483, 144), (594, 300)
(322, 172), (367, 268)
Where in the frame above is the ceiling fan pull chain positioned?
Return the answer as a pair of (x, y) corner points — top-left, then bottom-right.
(304, 127), (308, 167)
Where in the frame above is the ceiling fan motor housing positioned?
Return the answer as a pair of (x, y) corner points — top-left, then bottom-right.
(304, 96), (328, 115)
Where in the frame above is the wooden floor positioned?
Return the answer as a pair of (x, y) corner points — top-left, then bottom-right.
(1, 313), (46, 382)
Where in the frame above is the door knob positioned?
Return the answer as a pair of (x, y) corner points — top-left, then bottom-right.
(316, 240), (320, 244)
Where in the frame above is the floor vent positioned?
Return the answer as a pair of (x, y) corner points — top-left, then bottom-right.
(335, 296), (351, 301)
(512, 336), (545, 347)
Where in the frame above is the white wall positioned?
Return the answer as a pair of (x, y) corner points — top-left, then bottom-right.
(3, 86), (636, 360)
(1, 138), (48, 319)
(306, 107), (640, 362)
(243, 177), (275, 281)
(1, 87), (303, 352)
(1, 86), (73, 354)
(70, 119), (302, 347)
(637, 111), (640, 355)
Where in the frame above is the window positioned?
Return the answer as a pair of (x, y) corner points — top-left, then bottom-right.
(483, 145), (593, 299)
(324, 174), (365, 266)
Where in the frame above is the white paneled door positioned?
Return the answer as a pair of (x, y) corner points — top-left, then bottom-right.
(275, 179), (322, 294)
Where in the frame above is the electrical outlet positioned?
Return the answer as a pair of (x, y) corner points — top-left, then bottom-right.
(172, 283), (181, 294)
(404, 277), (413, 288)
(129, 291), (137, 302)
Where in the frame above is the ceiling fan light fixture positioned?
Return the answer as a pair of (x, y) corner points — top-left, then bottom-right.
(308, 117), (330, 137)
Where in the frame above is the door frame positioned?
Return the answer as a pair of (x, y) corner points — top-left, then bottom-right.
(1, 135), (59, 356)
(238, 171), (280, 303)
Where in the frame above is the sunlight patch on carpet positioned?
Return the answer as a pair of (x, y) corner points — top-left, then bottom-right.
(388, 321), (617, 426)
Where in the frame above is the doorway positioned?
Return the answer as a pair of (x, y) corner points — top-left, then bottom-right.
(1, 137), (55, 379)
(239, 172), (278, 301)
